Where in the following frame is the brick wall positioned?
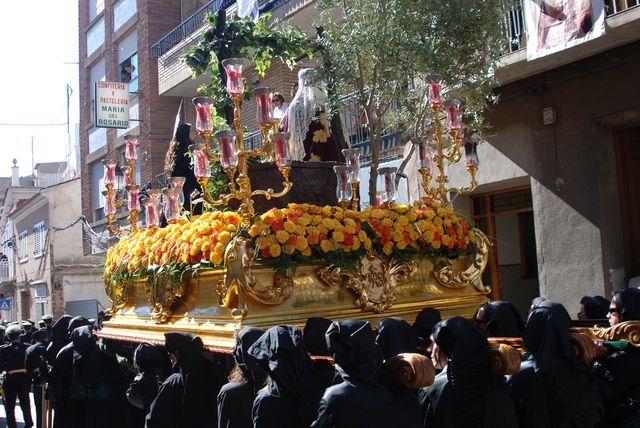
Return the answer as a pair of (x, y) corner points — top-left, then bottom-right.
(80, 0), (183, 254)
(181, 0), (210, 20)
(51, 275), (65, 317)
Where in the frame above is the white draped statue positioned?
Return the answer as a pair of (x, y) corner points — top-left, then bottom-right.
(286, 68), (329, 161)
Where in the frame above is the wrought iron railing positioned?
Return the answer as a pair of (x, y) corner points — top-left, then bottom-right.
(608, 0), (640, 15)
(505, 0), (526, 53)
(151, 0), (298, 59)
(504, 0), (640, 54)
(151, 0), (236, 59)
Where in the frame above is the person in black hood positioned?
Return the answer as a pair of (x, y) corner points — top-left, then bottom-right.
(509, 300), (603, 428)
(127, 343), (171, 419)
(376, 317), (419, 360)
(578, 296), (610, 320)
(412, 308), (441, 353)
(146, 332), (221, 428)
(248, 325), (322, 428)
(474, 301), (525, 338)
(64, 325), (99, 428)
(48, 317), (93, 428)
(164, 123), (198, 212)
(594, 288), (640, 427)
(217, 327), (267, 428)
(419, 316), (517, 428)
(46, 314), (72, 365)
(303, 317), (336, 388)
(312, 319), (422, 428)
(68, 316), (92, 336)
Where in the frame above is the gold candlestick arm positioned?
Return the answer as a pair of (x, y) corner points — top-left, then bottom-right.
(447, 166), (478, 198)
(197, 177), (241, 207)
(251, 167), (293, 200)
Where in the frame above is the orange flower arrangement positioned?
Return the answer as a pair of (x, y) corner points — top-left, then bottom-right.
(104, 200), (476, 280)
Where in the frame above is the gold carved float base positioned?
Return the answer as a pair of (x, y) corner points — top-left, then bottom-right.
(100, 250), (490, 352)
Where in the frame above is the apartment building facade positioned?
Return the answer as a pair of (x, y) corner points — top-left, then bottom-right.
(441, 2), (640, 315)
(0, 178), (84, 321)
(79, 0), (183, 253)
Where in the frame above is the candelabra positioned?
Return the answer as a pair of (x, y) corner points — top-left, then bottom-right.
(103, 135), (141, 234)
(190, 58), (293, 225)
(414, 75), (478, 204)
(332, 76), (479, 208)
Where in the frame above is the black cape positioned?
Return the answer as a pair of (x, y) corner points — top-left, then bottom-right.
(376, 317), (419, 360)
(46, 315), (72, 365)
(595, 289), (640, 426)
(218, 327), (267, 428)
(248, 325), (322, 428)
(419, 316), (518, 428)
(146, 332), (220, 428)
(312, 319), (422, 428)
(481, 301), (525, 337)
(509, 301), (603, 428)
(303, 317), (336, 389)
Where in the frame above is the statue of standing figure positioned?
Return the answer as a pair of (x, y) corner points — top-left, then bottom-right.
(284, 68), (340, 162)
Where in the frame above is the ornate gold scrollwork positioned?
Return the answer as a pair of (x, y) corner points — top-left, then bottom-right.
(591, 321), (640, 347)
(104, 277), (131, 315)
(432, 228), (491, 294)
(218, 237), (294, 320)
(316, 253), (417, 313)
(147, 276), (188, 324)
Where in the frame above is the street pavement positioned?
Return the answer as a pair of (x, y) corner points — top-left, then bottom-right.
(0, 393), (38, 428)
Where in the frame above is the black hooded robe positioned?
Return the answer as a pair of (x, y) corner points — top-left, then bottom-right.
(303, 317), (336, 389)
(217, 327), (267, 428)
(419, 316), (518, 428)
(248, 325), (322, 428)
(509, 301), (603, 428)
(146, 332), (220, 428)
(595, 288), (640, 427)
(479, 301), (525, 338)
(312, 320), (422, 428)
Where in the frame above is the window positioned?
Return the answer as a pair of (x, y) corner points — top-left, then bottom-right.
(118, 32), (138, 93)
(33, 222), (46, 257)
(114, 0), (137, 31)
(89, 127), (107, 153)
(18, 231), (28, 262)
(91, 161), (106, 221)
(0, 256), (9, 281)
(87, 17), (105, 57)
(35, 302), (46, 321)
(89, 0), (105, 21)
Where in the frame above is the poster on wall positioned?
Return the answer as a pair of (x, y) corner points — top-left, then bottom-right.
(524, 0), (605, 60)
(95, 81), (130, 128)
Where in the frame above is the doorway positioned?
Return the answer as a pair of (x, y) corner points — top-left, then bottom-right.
(471, 187), (540, 316)
(614, 128), (640, 282)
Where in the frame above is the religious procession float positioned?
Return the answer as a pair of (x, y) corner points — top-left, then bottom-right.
(98, 59), (639, 366)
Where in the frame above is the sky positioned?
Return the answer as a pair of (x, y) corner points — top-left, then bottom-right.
(0, 1), (79, 178)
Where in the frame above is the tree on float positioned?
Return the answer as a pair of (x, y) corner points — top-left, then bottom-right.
(316, 0), (508, 205)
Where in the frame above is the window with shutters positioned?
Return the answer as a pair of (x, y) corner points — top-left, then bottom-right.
(33, 222), (46, 258)
(18, 231), (28, 263)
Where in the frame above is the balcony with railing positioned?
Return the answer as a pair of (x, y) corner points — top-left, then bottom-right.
(154, 0), (318, 97)
(497, 0), (640, 85)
